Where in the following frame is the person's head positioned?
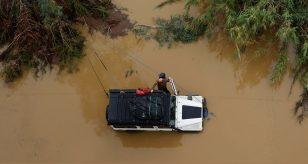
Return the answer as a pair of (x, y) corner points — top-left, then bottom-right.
(159, 72), (166, 79)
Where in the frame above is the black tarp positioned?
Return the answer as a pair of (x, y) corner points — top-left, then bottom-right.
(106, 89), (171, 127)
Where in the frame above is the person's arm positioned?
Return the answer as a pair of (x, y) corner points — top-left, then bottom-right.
(152, 81), (157, 89)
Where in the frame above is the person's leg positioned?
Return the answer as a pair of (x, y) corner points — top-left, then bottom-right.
(163, 88), (170, 94)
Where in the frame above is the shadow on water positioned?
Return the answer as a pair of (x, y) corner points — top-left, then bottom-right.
(114, 131), (183, 148)
(207, 31), (279, 91)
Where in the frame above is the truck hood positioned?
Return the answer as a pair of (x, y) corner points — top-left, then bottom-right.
(175, 96), (203, 131)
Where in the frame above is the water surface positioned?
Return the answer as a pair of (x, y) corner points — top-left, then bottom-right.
(0, 0), (307, 163)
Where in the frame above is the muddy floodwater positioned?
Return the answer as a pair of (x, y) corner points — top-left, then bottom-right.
(1, 0), (308, 163)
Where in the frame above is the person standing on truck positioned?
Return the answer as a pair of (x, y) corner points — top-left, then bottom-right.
(152, 72), (171, 94)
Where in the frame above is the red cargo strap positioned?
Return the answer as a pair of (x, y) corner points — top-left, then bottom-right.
(136, 88), (151, 95)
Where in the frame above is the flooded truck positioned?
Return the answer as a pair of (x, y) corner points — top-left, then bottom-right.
(106, 80), (208, 132)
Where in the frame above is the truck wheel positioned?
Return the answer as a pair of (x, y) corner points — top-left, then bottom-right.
(106, 105), (109, 121)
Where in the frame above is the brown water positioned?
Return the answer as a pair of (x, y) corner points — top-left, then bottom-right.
(1, 0), (308, 163)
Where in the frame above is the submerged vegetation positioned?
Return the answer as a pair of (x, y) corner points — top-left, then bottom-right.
(0, 0), (112, 82)
(136, 0), (308, 123)
(134, 15), (207, 47)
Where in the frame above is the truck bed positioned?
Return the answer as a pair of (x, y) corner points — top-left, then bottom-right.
(106, 89), (172, 128)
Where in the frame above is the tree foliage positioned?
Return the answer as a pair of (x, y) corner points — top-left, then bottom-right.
(0, 0), (112, 82)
